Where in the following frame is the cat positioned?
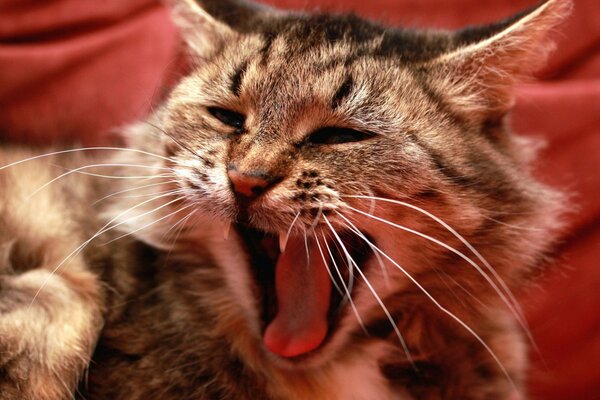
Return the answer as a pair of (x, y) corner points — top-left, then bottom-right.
(0, 0), (571, 399)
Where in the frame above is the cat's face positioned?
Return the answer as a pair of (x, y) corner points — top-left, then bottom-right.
(147, 0), (566, 368)
(167, 31), (442, 229)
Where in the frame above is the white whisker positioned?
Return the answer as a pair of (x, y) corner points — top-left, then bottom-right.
(340, 210), (390, 288)
(302, 226), (310, 268)
(345, 195), (534, 350)
(104, 202), (195, 245)
(482, 215), (546, 232)
(29, 193), (186, 307)
(310, 203), (323, 231)
(162, 208), (197, 241)
(321, 231), (367, 334)
(62, 170), (174, 180)
(313, 231), (344, 297)
(434, 267), (489, 311)
(28, 163), (174, 200)
(336, 211), (516, 390)
(280, 211), (301, 252)
(92, 180), (179, 205)
(162, 208), (199, 266)
(347, 204), (526, 332)
(324, 215), (414, 366)
(0, 147), (175, 172)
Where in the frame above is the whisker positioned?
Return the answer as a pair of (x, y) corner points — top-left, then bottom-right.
(336, 211), (516, 390)
(310, 203), (323, 231)
(345, 195), (534, 350)
(61, 170), (174, 180)
(162, 207), (197, 241)
(114, 188), (183, 200)
(29, 193), (186, 307)
(143, 120), (201, 159)
(98, 191), (187, 241)
(28, 163), (174, 200)
(340, 210), (390, 288)
(346, 204), (527, 336)
(157, 205), (201, 271)
(162, 209), (198, 263)
(482, 215), (546, 232)
(281, 211), (300, 251)
(104, 202), (195, 245)
(302, 226), (310, 268)
(434, 267), (490, 311)
(313, 230), (344, 297)
(54, 162), (174, 173)
(327, 233), (356, 299)
(324, 215), (414, 367)
(92, 180), (179, 205)
(0, 146), (175, 172)
(321, 231), (367, 334)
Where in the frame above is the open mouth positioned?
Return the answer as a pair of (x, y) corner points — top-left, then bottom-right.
(236, 224), (372, 359)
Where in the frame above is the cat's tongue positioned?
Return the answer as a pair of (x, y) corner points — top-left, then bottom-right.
(263, 236), (331, 358)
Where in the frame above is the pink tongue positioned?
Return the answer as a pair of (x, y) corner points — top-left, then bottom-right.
(263, 236), (331, 358)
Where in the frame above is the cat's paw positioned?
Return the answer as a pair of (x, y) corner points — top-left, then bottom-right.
(0, 269), (101, 400)
(0, 345), (73, 400)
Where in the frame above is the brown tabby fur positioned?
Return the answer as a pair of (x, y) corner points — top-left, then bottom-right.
(0, 0), (570, 399)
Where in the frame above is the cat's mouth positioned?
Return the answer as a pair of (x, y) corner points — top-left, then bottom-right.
(236, 224), (371, 359)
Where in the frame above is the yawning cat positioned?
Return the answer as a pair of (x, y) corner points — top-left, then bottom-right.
(0, 0), (570, 398)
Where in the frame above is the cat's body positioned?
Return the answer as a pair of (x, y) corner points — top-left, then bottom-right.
(0, 0), (570, 399)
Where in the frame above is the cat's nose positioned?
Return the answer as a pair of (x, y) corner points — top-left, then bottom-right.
(227, 168), (277, 198)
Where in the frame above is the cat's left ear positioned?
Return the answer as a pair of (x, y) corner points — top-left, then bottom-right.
(426, 0), (572, 121)
(166, 0), (275, 57)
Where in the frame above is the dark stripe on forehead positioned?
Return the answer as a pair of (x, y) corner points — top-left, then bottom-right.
(230, 61), (248, 97)
(427, 150), (474, 188)
(408, 132), (526, 204)
(332, 75), (354, 109)
(406, 132), (474, 188)
(410, 68), (470, 132)
(259, 31), (277, 65)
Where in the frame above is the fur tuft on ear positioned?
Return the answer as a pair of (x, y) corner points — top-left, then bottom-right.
(165, 0), (236, 58)
(165, 0), (278, 58)
(426, 0), (572, 120)
(186, 0), (275, 30)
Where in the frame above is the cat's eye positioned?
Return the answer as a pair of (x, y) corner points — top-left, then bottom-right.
(208, 107), (245, 130)
(307, 127), (375, 145)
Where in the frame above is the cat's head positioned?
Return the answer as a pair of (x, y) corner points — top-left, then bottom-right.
(133, 0), (569, 370)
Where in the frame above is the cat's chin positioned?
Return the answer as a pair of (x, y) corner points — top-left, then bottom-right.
(234, 223), (372, 361)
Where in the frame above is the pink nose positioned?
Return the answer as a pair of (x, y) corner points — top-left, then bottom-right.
(227, 169), (271, 198)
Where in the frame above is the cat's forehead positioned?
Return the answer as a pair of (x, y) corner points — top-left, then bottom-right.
(232, 13), (453, 64)
(202, 44), (414, 136)
(188, 15), (436, 117)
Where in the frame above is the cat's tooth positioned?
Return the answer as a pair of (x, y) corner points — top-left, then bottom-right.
(223, 221), (231, 240)
(279, 231), (289, 253)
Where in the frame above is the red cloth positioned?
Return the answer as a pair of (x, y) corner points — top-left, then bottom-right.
(1, 1), (598, 398)
(0, 0), (180, 144)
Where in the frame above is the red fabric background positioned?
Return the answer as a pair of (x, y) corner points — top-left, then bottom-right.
(0, 1), (598, 399)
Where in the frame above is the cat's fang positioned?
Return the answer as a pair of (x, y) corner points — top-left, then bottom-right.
(279, 231), (289, 253)
(223, 221), (231, 240)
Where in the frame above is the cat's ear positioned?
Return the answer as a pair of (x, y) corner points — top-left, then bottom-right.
(166, 0), (274, 57)
(426, 0), (572, 120)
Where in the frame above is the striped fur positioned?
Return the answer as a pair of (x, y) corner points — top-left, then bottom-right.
(0, 0), (570, 399)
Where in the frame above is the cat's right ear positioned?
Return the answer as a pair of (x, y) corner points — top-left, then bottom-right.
(424, 0), (572, 121)
(166, 0), (236, 58)
(166, 0), (274, 58)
